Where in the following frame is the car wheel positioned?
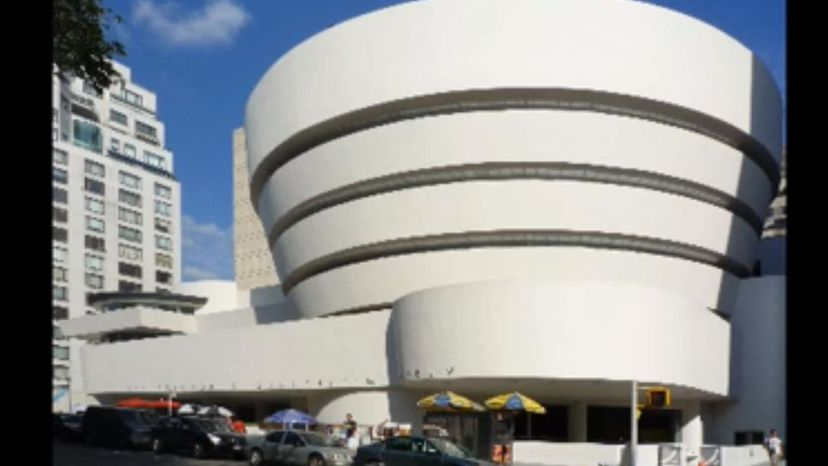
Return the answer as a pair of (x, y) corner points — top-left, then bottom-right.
(193, 442), (206, 459)
(249, 448), (265, 466)
(152, 438), (164, 453)
(309, 454), (325, 466)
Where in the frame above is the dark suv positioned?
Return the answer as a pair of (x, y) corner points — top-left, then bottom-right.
(81, 406), (158, 449)
(151, 416), (247, 459)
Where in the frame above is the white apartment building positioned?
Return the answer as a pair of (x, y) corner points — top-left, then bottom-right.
(52, 62), (182, 412)
(60, 1), (785, 465)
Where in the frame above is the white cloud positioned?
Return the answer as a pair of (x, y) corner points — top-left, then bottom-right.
(182, 215), (234, 281)
(132, 0), (251, 47)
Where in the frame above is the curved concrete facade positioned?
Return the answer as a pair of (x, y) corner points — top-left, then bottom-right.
(243, 0), (781, 400)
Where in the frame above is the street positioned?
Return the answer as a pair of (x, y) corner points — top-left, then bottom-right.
(53, 440), (246, 466)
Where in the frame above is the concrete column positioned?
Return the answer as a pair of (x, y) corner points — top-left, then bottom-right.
(254, 402), (268, 422)
(681, 401), (703, 463)
(568, 402), (588, 442)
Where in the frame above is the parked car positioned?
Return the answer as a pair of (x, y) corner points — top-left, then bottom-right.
(81, 406), (158, 449)
(353, 436), (488, 466)
(151, 416), (247, 459)
(246, 430), (353, 466)
(53, 413), (84, 442)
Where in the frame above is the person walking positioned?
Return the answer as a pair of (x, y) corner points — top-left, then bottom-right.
(765, 429), (784, 466)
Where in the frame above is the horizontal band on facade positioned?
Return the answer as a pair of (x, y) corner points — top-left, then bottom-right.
(267, 162), (764, 246)
(281, 229), (750, 293)
(249, 88), (780, 209)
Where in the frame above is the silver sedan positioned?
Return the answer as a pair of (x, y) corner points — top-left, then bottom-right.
(246, 430), (354, 466)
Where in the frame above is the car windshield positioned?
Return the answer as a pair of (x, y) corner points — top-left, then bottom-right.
(429, 438), (472, 459)
(196, 419), (231, 432)
(302, 432), (341, 447)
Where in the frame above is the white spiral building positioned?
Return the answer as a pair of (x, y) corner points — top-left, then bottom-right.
(64, 0), (785, 462)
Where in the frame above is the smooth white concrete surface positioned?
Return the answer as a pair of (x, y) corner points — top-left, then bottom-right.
(392, 280), (730, 396)
(308, 389), (425, 430)
(59, 307), (196, 339)
(179, 281), (238, 314)
(289, 248), (740, 318)
(707, 277), (786, 444)
(512, 442), (621, 466)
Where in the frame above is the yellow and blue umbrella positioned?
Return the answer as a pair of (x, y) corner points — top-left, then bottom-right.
(484, 391), (546, 414)
(417, 391), (485, 412)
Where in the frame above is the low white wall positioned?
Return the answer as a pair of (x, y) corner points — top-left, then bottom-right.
(721, 445), (771, 466)
(80, 309), (393, 394)
(513, 441), (621, 466)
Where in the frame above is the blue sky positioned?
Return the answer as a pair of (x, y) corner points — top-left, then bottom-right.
(105, 0), (785, 281)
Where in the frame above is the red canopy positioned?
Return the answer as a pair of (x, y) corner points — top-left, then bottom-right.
(116, 398), (182, 409)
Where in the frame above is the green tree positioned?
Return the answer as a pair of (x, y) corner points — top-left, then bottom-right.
(53, 0), (126, 92)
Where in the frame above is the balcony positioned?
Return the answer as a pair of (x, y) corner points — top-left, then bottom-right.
(107, 149), (176, 180)
(135, 130), (160, 146)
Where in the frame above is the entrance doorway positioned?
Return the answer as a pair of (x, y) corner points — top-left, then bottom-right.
(587, 406), (679, 444)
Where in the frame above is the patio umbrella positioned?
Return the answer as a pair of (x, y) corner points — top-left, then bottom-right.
(417, 391), (485, 412)
(263, 409), (318, 429)
(484, 392), (546, 414)
(485, 391), (546, 439)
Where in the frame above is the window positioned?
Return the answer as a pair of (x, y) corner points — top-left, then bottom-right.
(156, 253), (173, 269)
(53, 149), (68, 165)
(73, 119), (102, 152)
(53, 306), (69, 320)
(53, 246), (68, 264)
(53, 128), (58, 141)
(53, 207), (68, 223)
(85, 160), (105, 177)
(145, 151), (166, 169)
(156, 271), (172, 285)
(157, 287), (171, 293)
(119, 207), (142, 226)
(119, 171), (141, 190)
(120, 89), (143, 107)
(53, 345), (70, 360)
(135, 121), (158, 139)
(53, 266), (67, 283)
(265, 432), (284, 444)
(53, 226), (68, 243)
(109, 109), (128, 125)
(110, 137), (120, 153)
(85, 197), (104, 214)
(119, 244), (143, 261)
(155, 235), (172, 251)
(54, 325), (64, 340)
(86, 216), (105, 233)
(85, 254), (104, 272)
(54, 367), (70, 380)
(155, 200), (172, 217)
(123, 144), (137, 158)
(119, 280), (142, 292)
(85, 235), (106, 252)
(53, 108), (58, 123)
(155, 183), (172, 199)
(387, 437), (413, 452)
(85, 273), (104, 289)
(119, 262), (142, 278)
(53, 285), (67, 301)
(119, 225), (142, 243)
(53, 167), (67, 184)
(155, 218), (171, 234)
(284, 432), (303, 447)
(119, 189), (142, 207)
(84, 177), (105, 195)
(53, 187), (68, 204)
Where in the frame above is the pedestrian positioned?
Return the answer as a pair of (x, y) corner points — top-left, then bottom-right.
(232, 416), (247, 434)
(765, 429), (784, 466)
(343, 413), (357, 439)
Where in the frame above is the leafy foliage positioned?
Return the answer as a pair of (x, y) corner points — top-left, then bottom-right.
(53, 0), (126, 92)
